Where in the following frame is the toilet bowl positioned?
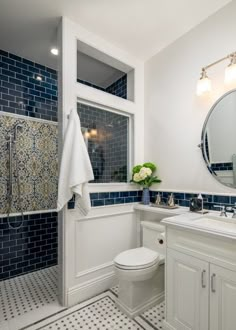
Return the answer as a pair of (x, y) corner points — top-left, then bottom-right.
(113, 221), (166, 317)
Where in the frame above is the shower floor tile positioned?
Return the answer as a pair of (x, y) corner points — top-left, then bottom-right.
(0, 266), (64, 330)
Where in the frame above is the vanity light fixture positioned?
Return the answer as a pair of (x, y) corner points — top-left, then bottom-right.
(196, 69), (212, 96)
(196, 51), (236, 96)
(225, 53), (236, 85)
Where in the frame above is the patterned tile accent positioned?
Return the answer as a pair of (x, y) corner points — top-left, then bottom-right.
(0, 114), (58, 213)
(78, 74), (127, 99)
(0, 49), (57, 122)
(0, 266), (58, 322)
(78, 102), (129, 183)
(0, 212), (58, 281)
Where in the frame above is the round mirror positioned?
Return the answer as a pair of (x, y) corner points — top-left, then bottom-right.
(201, 89), (236, 188)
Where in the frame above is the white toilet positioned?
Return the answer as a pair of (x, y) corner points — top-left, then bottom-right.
(113, 221), (165, 317)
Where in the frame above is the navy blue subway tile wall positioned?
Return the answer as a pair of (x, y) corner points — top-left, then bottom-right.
(0, 212), (57, 281)
(77, 74), (127, 100)
(67, 190), (142, 209)
(211, 162), (233, 171)
(150, 191), (236, 209)
(106, 75), (127, 99)
(68, 190), (236, 210)
(90, 190), (142, 207)
(0, 49), (57, 121)
(0, 49), (58, 281)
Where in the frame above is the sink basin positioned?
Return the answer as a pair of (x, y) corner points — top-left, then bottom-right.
(161, 213), (236, 238)
(193, 215), (236, 235)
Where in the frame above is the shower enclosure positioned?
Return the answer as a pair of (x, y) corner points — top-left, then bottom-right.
(0, 49), (60, 329)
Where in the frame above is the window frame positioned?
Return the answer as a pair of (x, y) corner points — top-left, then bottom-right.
(77, 98), (134, 186)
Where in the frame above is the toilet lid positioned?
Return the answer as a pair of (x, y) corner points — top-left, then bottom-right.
(114, 247), (159, 270)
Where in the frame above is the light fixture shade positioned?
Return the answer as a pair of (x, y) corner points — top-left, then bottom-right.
(224, 63), (236, 85)
(196, 76), (212, 96)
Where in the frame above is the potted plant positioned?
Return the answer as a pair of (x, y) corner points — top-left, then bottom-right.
(130, 162), (161, 205)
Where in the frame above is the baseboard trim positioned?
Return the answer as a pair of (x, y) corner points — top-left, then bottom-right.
(67, 271), (116, 306)
(163, 320), (176, 330)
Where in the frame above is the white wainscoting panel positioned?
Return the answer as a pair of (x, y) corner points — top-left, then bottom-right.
(64, 204), (136, 306)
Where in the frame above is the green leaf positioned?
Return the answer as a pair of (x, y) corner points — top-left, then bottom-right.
(132, 165), (142, 174)
(143, 162), (156, 172)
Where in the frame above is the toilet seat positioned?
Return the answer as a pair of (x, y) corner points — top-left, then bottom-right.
(114, 247), (160, 270)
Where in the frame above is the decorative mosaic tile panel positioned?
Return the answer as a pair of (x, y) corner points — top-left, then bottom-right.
(0, 114), (58, 213)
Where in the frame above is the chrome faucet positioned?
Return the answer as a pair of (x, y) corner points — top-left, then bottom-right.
(213, 204), (227, 217)
(232, 207), (236, 219)
(226, 203), (236, 219)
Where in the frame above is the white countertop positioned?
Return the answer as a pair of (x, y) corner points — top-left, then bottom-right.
(161, 211), (236, 240)
(133, 204), (189, 216)
(134, 204), (236, 239)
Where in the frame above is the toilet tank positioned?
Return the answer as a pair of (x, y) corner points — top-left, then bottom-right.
(141, 220), (166, 255)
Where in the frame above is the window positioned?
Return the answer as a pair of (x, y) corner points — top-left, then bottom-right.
(77, 40), (134, 101)
(78, 102), (130, 183)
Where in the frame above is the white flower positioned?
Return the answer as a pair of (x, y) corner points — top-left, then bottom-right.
(139, 167), (152, 180)
(133, 173), (142, 182)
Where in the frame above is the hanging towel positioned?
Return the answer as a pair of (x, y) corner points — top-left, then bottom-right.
(57, 108), (94, 215)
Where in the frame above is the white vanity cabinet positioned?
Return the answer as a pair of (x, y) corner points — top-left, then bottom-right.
(166, 249), (209, 330)
(210, 264), (236, 330)
(163, 224), (236, 330)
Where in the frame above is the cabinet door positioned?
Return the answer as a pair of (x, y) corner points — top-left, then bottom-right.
(210, 264), (236, 330)
(166, 249), (209, 330)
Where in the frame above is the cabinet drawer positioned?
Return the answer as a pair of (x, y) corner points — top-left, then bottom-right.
(166, 227), (236, 271)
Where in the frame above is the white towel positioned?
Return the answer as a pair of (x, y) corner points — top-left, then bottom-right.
(57, 108), (94, 214)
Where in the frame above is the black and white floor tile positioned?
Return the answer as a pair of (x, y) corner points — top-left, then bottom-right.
(0, 268), (165, 330)
(0, 266), (64, 330)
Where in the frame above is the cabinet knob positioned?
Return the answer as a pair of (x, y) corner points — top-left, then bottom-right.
(158, 239), (164, 245)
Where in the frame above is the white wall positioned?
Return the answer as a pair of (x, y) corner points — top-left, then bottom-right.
(144, 1), (236, 195)
(58, 17), (145, 306)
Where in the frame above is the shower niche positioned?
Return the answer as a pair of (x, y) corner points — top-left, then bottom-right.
(77, 40), (135, 101)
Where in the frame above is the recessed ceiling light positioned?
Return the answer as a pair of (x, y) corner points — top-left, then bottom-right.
(50, 48), (59, 56)
(35, 75), (42, 81)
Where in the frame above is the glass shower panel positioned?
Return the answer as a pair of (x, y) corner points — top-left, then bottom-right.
(77, 103), (129, 183)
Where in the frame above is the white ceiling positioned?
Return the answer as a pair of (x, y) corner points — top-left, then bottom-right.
(0, 0), (231, 70)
